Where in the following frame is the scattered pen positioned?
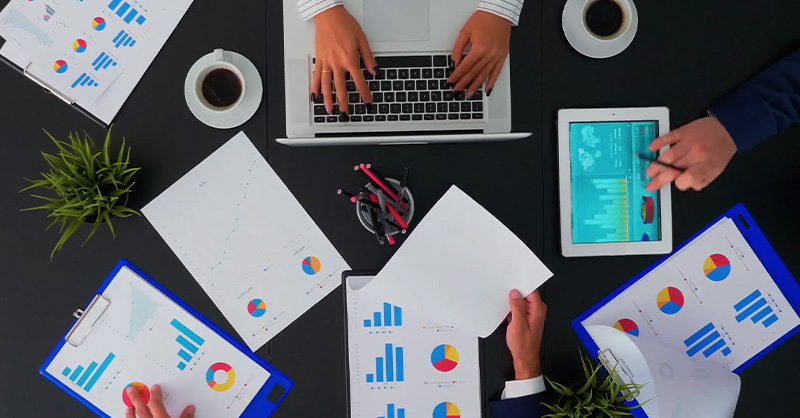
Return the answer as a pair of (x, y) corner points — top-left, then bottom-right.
(636, 153), (685, 173)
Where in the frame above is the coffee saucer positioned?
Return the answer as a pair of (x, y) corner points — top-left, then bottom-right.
(184, 51), (263, 129)
(562, 0), (638, 59)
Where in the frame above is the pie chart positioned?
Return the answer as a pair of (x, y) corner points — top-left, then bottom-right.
(53, 60), (68, 73)
(641, 196), (655, 224)
(433, 402), (461, 418)
(302, 256), (321, 275)
(247, 299), (266, 317)
(613, 318), (639, 337)
(704, 254), (731, 282)
(657, 287), (684, 315)
(122, 382), (150, 408)
(431, 344), (459, 372)
(92, 17), (106, 31)
(72, 39), (87, 53)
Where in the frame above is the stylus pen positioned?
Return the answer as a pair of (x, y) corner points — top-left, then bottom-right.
(360, 164), (409, 210)
(636, 153), (685, 173)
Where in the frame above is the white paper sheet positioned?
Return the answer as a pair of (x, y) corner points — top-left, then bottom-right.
(45, 267), (271, 418)
(583, 217), (800, 372)
(366, 186), (553, 338)
(0, 0), (192, 122)
(346, 276), (481, 418)
(588, 325), (741, 418)
(143, 132), (349, 350)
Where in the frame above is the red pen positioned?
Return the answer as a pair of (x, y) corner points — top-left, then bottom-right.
(359, 164), (408, 210)
(370, 194), (409, 230)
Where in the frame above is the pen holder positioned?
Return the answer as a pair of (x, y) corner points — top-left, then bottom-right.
(356, 178), (415, 237)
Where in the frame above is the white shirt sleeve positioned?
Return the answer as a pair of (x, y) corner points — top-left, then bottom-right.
(297, 0), (342, 21)
(477, 0), (525, 26)
(501, 376), (546, 399)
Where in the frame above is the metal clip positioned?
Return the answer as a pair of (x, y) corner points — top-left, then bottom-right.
(65, 294), (110, 347)
(597, 348), (637, 402)
(23, 62), (76, 105)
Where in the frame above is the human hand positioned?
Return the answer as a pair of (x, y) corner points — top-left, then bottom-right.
(125, 384), (195, 418)
(646, 116), (737, 192)
(448, 11), (512, 98)
(506, 289), (546, 380)
(311, 5), (377, 115)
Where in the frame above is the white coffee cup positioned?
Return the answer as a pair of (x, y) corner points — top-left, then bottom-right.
(581, 0), (633, 41)
(194, 49), (246, 113)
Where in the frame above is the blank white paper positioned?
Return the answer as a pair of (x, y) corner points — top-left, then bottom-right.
(366, 186), (553, 338)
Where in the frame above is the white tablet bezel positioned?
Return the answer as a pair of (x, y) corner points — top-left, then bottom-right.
(558, 107), (673, 257)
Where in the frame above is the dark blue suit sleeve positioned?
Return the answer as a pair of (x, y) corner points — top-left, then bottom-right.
(710, 49), (800, 152)
(489, 392), (548, 418)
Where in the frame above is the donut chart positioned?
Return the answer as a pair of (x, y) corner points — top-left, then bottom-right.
(641, 196), (655, 224)
(122, 382), (150, 407)
(657, 287), (685, 315)
(704, 254), (731, 282)
(302, 256), (321, 275)
(613, 318), (639, 337)
(206, 362), (236, 392)
(431, 344), (459, 372)
(248, 299), (267, 317)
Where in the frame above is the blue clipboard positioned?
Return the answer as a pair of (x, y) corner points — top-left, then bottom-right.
(40, 259), (294, 417)
(571, 204), (800, 416)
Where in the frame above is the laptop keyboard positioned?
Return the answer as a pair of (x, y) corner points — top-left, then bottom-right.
(311, 55), (485, 124)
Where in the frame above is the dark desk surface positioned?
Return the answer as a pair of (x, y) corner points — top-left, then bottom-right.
(1, 0), (798, 416)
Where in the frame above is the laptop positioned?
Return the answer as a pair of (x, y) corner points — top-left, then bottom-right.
(279, 0), (531, 146)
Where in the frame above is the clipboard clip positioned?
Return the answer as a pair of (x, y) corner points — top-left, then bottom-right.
(23, 62), (76, 105)
(597, 348), (637, 402)
(66, 294), (110, 347)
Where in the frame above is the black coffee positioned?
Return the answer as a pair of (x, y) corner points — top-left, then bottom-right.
(585, 0), (625, 38)
(202, 68), (242, 108)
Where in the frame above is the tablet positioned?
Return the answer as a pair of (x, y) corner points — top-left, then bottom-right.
(558, 107), (672, 257)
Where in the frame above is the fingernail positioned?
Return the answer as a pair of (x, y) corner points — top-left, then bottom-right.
(126, 385), (136, 394)
(310, 93), (316, 101)
(466, 91), (474, 99)
(487, 89), (493, 97)
(326, 103), (333, 114)
(511, 289), (522, 299)
(188, 406), (196, 415)
(373, 65), (380, 71)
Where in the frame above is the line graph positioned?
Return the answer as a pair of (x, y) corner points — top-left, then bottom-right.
(209, 160), (257, 271)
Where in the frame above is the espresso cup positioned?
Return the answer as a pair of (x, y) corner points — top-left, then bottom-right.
(195, 49), (246, 112)
(582, 0), (631, 41)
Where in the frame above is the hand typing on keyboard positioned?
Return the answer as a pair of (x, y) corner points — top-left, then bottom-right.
(311, 5), (377, 115)
(448, 10), (512, 99)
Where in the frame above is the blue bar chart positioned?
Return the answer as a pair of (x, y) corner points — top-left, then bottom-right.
(170, 318), (205, 371)
(364, 303), (403, 328)
(113, 30), (136, 48)
(71, 73), (98, 88)
(379, 403), (406, 418)
(108, 0), (147, 25)
(684, 322), (732, 358)
(366, 344), (404, 383)
(734, 289), (779, 328)
(585, 178), (629, 242)
(61, 352), (116, 392)
(91, 52), (118, 71)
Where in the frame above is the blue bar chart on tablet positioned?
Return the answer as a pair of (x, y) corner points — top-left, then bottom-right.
(734, 290), (780, 328)
(684, 322), (732, 358)
(364, 303), (403, 328)
(107, 0), (147, 25)
(170, 318), (206, 371)
(366, 344), (404, 383)
(61, 353), (116, 392)
(379, 403), (406, 418)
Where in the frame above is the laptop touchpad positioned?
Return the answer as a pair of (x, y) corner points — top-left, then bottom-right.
(364, 0), (430, 42)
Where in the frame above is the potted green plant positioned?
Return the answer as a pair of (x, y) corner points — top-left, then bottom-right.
(21, 128), (141, 259)
(542, 355), (648, 418)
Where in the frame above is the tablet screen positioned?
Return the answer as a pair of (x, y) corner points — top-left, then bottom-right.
(569, 121), (661, 244)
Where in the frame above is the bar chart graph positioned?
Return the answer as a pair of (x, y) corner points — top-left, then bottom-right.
(113, 30), (136, 48)
(379, 403), (405, 418)
(170, 318), (205, 371)
(71, 73), (98, 88)
(61, 352), (116, 392)
(684, 322), (732, 358)
(108, 0), (147, 25)
(366, 343), (404, 383)
(91, 52), (118, 71)
(364, 303), (403, 328)
(574, 177), (630, 243)
(735, 289), (779, 328)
